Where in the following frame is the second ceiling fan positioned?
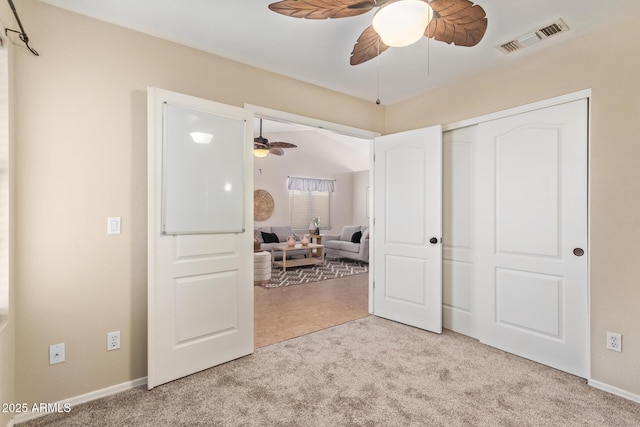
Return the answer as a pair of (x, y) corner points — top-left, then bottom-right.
(254, 119), (298, 157)
(268, 0), (488, 65)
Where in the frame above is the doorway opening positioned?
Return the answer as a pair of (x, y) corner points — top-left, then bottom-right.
(247, 108), (377, 348)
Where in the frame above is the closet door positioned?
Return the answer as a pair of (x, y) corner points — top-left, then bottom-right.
(475, 99), (588, 377)
(442, 125), (478, 338)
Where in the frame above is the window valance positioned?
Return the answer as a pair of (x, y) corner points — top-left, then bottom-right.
(287, 176), (335, 192)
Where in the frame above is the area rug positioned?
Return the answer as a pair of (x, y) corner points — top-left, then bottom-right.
(263, 256), (368, 288)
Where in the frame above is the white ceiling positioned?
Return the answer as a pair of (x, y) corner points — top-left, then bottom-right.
(258, 128), (371, 171)
(254, 117), (370, 167)
(39, 0), (640, 105)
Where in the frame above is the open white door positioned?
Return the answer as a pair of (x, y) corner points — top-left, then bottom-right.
(373, 126), (442, 333)
(147, 88), (254, 389)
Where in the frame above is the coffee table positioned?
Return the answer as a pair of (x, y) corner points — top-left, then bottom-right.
(271, 243), (325, 272)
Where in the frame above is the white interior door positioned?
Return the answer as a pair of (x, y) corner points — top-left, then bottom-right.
(373, 126), (442, 333)
(147, 88), (254, 389)
(442, 125), (478, 338)
(475, 99), (588, 377)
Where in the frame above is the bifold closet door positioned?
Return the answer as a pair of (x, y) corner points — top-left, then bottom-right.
(474, 99), (588, 377)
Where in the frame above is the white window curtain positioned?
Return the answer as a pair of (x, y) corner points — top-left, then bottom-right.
(287, 176), (335, 193)
(287, 177), (334, 231)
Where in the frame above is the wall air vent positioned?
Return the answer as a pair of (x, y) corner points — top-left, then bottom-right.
(497, 19), (570, 54)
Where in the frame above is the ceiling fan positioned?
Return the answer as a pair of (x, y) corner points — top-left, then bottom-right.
(268, 0), (488, 65)
(254, 119), (298, 157)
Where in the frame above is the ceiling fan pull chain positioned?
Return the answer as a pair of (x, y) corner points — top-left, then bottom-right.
(376, 38), (381, 105)
(425, 6), (431, 77)
(427, 25), (430, 77)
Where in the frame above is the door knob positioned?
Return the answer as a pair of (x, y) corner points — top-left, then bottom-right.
(429, 237), (439, 244)
(573, 248), (584, 257)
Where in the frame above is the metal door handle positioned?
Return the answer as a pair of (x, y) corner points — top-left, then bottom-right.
(429, 237), (439, 245)
(573, 248), (584, 257)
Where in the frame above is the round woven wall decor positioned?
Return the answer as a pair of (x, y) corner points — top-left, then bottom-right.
(254, 189), (274, 221)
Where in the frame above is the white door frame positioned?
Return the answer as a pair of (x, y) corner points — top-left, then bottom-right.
(443, 89), (591, 131)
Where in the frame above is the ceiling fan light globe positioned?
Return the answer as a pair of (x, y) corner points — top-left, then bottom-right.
(372, 0), (433, 47)
(253, 148), (270, 158)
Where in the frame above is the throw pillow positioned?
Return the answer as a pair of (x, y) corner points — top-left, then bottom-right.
(271, 225), (294, 243)
(340, 225), (361, 241)
(261, 231), (279, 243)
(351, 231), (362, 243)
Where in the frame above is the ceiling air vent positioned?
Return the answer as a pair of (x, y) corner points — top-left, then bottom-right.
(497, 19), (569, 54)
(538, 22), (563, 38)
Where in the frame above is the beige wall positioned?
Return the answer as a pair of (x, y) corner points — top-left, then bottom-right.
(0, 286), (14, 421)
(0, 323), (13, 427)
(388, 17), (640, 395)
(5, 0), (639, 411)
(7, 0), (383, 406)
(0, 1), (15, 425)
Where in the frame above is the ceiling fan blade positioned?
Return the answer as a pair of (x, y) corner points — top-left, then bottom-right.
(350, 25), (390, 65)
(269, 142), (298, 149)
(270, 147), (285, 156)
(425, 0), (487, 47)
(347, 0), (390, 10)
(269, 0), (372, 19)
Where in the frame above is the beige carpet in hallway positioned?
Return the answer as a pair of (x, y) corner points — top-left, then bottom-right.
(20, 316), (640, 426)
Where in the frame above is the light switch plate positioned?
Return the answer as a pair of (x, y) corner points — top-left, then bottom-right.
(107, 217), (121, 235)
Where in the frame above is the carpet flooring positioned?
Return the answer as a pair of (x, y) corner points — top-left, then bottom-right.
(264, 256), (368, 288)
(20, 316), (640, 426)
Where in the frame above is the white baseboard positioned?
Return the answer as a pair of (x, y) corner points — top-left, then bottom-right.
(13, 377), (147, 424)
(588, 379), (640, 403)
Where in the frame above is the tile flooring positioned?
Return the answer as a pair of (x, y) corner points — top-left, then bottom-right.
(254, 272), (369, 348)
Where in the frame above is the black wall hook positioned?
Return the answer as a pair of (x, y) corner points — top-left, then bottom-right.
(5, 0), (39, 56)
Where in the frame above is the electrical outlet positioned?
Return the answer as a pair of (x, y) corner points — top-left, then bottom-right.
(606, 331), (622, 352)
(107, 331), (121, 351)
(49, 343), (65, 365)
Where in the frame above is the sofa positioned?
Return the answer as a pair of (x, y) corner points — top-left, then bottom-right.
(254, 225), (309, 260)
(323, 225), (369, 263)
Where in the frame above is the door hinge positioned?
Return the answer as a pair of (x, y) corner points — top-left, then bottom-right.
(373, 281), (375, 289)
